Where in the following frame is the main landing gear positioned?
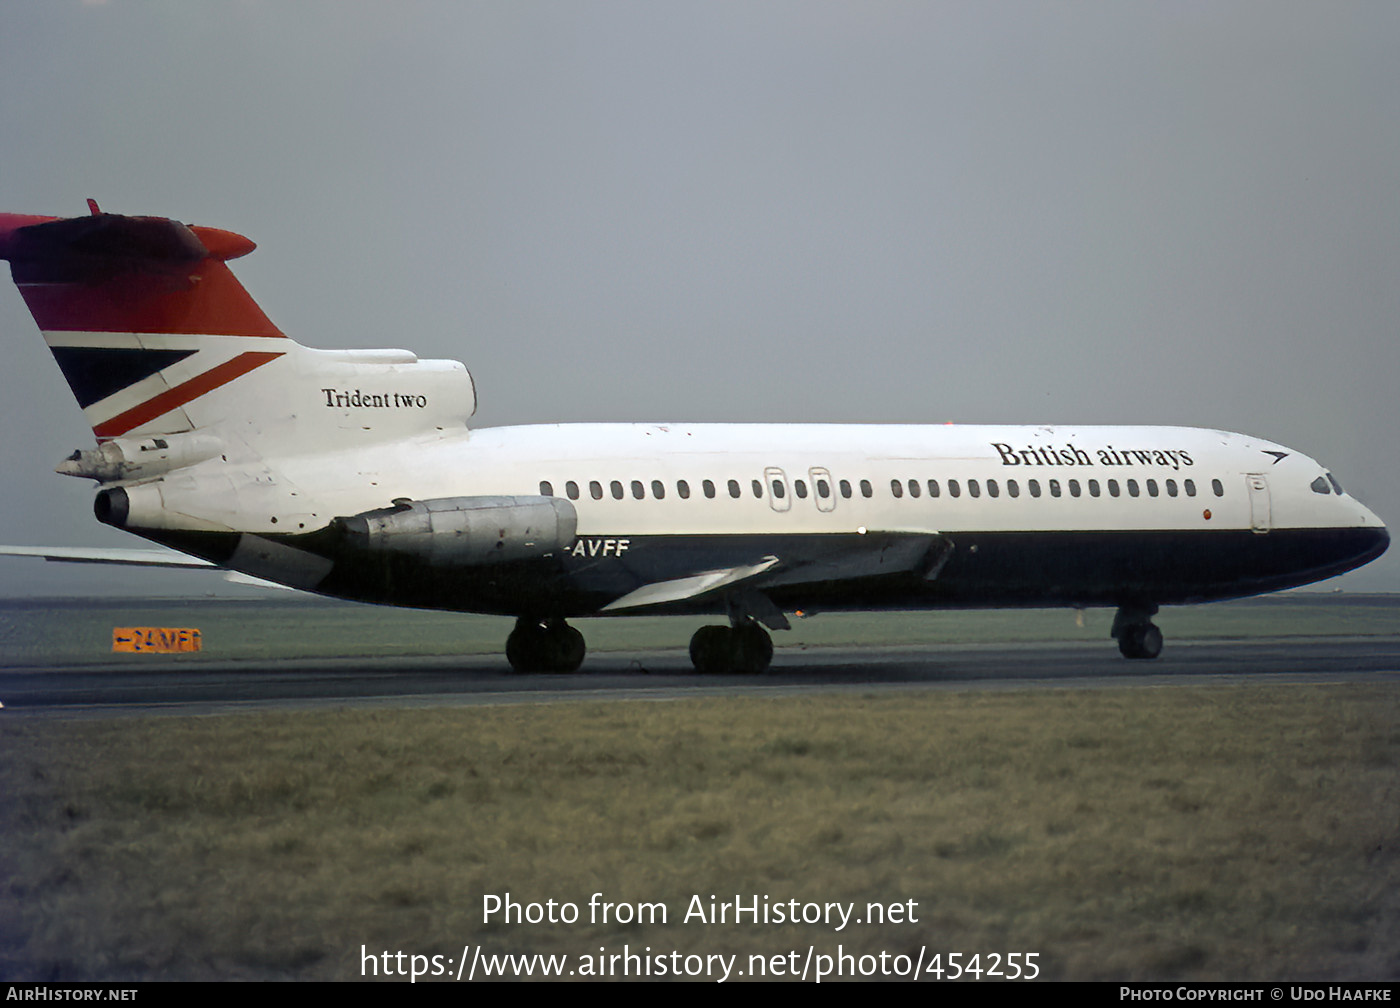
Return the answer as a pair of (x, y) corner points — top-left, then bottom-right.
(506, 616), (586, 673)
(504, 592), (783, 674)
(689, 620), (774, 675)
(1112, 604), (1163, 660)
(687, 590), (785, 674)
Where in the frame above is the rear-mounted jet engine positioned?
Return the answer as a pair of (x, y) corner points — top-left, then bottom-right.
(330, 495), (577, 567)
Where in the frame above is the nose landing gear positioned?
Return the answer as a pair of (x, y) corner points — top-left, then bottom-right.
(1113, 604), (1163, 660)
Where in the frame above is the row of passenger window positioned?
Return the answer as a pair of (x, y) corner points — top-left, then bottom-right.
(542, 478), (788, 501)
(539, 475), (1227, 502)
(888, 476), (1224, 500)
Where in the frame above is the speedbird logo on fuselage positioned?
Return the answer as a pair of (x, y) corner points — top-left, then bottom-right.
(991, 443), (1195, 471)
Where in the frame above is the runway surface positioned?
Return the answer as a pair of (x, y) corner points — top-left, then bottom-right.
(3, 635), (1398, 717)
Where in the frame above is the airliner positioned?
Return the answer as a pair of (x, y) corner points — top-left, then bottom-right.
(0, 205), (1387, 672)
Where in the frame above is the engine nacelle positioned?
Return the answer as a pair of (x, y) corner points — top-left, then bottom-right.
(331, 495), (577, 567)
(58, 431), (226, 483)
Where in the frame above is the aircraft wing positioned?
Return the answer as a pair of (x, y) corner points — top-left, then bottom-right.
(601, 556), (782, 612)
(600, 530), (952, 620)
(757, 530), (952, 588)
(0, 545), (217, 568)
(0, 545), (297, 590)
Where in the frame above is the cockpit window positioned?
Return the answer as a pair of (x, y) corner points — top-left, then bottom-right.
(1311, 476), (1331, 495)
(1327, 473), (1344, 495)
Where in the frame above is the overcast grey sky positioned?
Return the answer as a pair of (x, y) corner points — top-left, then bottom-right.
(1, 1), (1397, 595)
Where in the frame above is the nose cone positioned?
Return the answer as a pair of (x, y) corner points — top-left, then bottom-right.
(1354, 495), (1389, 557)
(1358, 522), (1389, 566)
(1331, 502), (1388, 578)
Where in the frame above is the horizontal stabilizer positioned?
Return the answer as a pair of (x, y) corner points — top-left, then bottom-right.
(0, 210), (281, 338)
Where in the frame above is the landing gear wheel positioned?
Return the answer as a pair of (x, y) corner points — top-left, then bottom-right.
(551, 624), (586, 671)
(731, 622), (773, 675)
(1117, 622), (1163, 660)
(1112, 604), (1163, 661)
(688, 622), (773, 674)
(689, 625), (731, 675)
(506, 618), (586, 673)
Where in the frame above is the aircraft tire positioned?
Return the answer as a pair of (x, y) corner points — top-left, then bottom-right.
(1117, 622), (1163, 660)
(731, 622), (773, 674)
(507, 619), (586, 673)
(689, 623), (772, 674)
(505, 626), (535, 672)
(549, 624), (586, 673)
(689, 625), (731, 674)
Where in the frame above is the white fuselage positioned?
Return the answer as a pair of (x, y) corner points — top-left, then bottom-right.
(261, 422), (1381, 540)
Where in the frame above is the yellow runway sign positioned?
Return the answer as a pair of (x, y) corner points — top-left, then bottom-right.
(112, 627), (202, 653)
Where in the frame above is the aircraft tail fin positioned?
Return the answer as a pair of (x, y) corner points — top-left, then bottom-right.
(0, 205), (474, 454)
(0, 204), (281, 341)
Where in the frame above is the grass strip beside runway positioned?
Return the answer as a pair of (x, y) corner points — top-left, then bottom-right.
(2, 683), (1397, 981)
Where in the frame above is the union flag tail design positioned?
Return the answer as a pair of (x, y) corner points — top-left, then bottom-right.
(0, 204), (474, 458)
(0, 206), (285, 441)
